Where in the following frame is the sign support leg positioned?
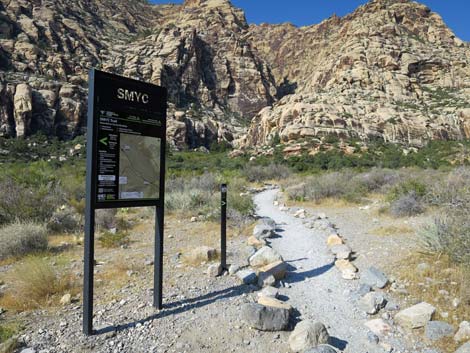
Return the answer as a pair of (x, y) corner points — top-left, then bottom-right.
(221, 184), (227, 271)
(154, 206), (164, 309)
(83, 209), (95, 335)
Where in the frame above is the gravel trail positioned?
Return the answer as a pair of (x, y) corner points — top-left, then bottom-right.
(254, 188), (386, 353)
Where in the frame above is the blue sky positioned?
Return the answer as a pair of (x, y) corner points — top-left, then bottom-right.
(150, 0), (470, 41)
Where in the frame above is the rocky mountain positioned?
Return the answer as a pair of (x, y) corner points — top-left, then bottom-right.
(0, 0), (276, 148)
(0, 0), (469, 150)
(241, 0), (470, 150)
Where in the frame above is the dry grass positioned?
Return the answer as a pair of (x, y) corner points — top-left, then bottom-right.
(370, 225), (414, 237)
(392, 253), (470, 351)
(96, 259), (141, 286)
(0, 256), (78, 311)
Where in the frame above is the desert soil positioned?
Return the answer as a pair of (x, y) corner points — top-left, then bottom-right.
(2, 189), (436, 353)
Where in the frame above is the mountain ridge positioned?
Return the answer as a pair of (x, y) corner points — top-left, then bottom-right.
(0, 0), (469, 149)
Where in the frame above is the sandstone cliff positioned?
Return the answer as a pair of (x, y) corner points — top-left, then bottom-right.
(242, 0), (470, 149)
(0, 0), (276, 148)
(0, 0), (469, 149)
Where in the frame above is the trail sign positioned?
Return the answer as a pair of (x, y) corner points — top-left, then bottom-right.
(84, 69), (167, 335)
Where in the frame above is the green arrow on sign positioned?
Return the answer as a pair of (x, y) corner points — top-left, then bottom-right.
(99, 137), (108, 146)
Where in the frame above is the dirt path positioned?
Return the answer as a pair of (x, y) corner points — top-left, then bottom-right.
(254, 188), (421, 353)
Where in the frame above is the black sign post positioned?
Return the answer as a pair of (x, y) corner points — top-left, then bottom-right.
(220, 184), (227, 271)
(84, 69), (167, 336)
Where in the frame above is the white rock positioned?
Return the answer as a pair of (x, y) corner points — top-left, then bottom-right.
(395, 302), (436, 329)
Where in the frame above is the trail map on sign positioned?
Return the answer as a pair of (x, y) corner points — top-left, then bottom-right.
(119, 133), (161, 200)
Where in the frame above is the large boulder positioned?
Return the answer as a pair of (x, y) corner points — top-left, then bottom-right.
(241, 303), (290, 331)
(395, 302), (436, 329)
(249, 246), (283, 267)
(288, 320), (330, 352)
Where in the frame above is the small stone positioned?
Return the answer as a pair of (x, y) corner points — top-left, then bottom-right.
(330, 244), (352, 260)
(241, 303), (289, 331)
(228, 264), (240, 275)
(367, 331), (380, 344)
(455, 321), (470, 342)
(60, 293), (72, 306)
(416, 262), (430, 274)
(258, 273), (276, 287)
(144, 260), (154, 266)
(247, 235), (266, 248)
(361, 267), (389, 289)
(364, 319), (392, 336)
(453, 298), (461, 308)
(326, 234), (343, 246)
(288, 320), (330, 352)
(395, 302), (436, 329)
(258, 296), (292, 311)
(257, 286), (279, 299)
(249, 246), (283, 267)
(258, 260), (288, 280)
(358, 292), (387, 315)
(207, 263), (222, 277)
(20, 349), (36, 353)
(190, 217), (197, 222)
(236, 269), (258, 285)
(425, 321), (454, 341)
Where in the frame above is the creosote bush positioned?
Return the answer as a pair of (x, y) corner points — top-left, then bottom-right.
(390, 192), (424, 217)
(0, 222), (47, 260)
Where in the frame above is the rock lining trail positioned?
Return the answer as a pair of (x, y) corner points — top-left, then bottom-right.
(254, 188), (415, 353)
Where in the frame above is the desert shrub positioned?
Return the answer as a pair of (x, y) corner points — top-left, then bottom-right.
(2, 256), (76, 310)
(0, 324), (19, 345)
(352, 168), (400, 193)
(421, 183), (470, 265)
(0, 177), (62, 225)
(95, 209), (117, 231)
(425, 167), (470, 207)
(387, 179), (427, 202)
(243, 163), (291, 183)
(98, 231), (130, 248)
(390, 192), (424, 217)
(47, 208), (80, 234)
(0, 222), (47, 260)
(285, 171), (357, 202)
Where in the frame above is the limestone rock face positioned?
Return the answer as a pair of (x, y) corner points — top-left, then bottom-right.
(241, 0), (470, 148)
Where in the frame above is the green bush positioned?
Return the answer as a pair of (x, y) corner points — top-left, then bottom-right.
(0, 222), (48, 260)
(386, 179), (427, 202)
(98, 231), (130, 248)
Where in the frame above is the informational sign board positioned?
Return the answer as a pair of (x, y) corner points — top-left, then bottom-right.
(84, 69), (167, 335)
(89, 69), (166, 208)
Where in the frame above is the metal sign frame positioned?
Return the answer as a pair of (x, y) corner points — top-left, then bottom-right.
(83, 69), (167, 335)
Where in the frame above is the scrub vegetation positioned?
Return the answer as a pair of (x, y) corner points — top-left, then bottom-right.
(0, 134), (470, 344)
